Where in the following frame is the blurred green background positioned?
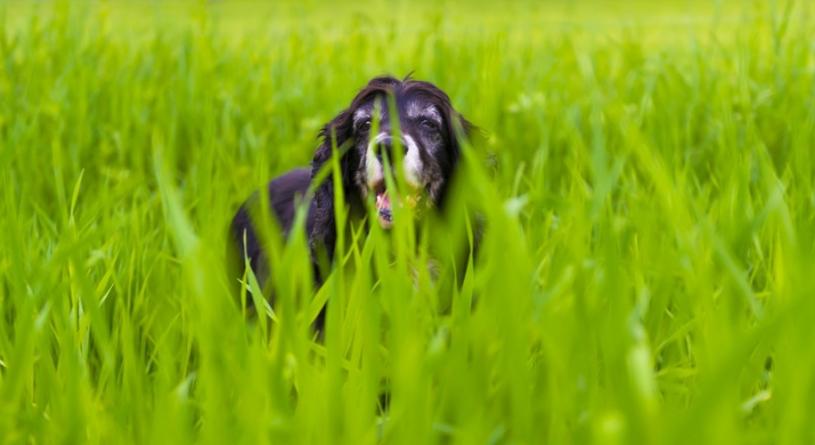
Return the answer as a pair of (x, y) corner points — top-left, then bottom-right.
(1, 0), (813, 443)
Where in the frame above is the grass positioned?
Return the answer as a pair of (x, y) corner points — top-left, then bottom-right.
(1, 0), (814, 443)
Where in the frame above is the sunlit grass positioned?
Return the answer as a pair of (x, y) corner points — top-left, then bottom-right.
(0, 0), (814, 443)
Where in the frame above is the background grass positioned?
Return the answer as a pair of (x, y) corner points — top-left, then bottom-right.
(1, 0), (814, 443)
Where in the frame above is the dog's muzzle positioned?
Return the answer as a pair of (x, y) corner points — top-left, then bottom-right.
(366, 133), (418, 229)
(372, 135), (408, 163)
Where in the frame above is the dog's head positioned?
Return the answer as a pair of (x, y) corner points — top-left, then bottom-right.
(311, 76), (473, 233)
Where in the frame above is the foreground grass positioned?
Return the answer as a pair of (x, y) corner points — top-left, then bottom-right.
(1, 1), (814, 443)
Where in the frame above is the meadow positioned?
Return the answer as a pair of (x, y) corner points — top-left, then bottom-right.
(1, 0), (814, 443)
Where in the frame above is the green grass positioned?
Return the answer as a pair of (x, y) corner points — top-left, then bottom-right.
(1, 0), (814, 443)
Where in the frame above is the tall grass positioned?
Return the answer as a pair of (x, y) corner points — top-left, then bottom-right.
(1, 1), (814, 443)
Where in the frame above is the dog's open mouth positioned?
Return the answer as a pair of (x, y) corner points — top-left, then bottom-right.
(373, 181), (394, 228)
(371, 181), (422, 229)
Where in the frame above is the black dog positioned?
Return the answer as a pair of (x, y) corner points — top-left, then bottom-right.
(230, 76), (474, 322)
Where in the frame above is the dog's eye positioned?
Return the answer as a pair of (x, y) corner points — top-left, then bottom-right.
(420, 119), (439, 131)
(358, 119), (371, 132)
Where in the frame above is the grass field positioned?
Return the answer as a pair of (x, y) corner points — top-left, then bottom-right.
(1, 0), (815, 443)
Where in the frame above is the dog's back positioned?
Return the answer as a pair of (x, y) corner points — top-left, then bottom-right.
(228, 167), (312, 293)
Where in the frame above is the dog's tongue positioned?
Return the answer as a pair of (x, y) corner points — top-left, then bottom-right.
(376, 191), (391, 209)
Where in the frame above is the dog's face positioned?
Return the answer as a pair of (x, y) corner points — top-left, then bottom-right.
(315, 77), (472, 229)
(350, 94), (453, 227)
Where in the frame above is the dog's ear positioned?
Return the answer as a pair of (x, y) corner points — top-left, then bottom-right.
(431, 105), (476, 208)
(308, 109), (356, 278)
(312, 108), (355, 174)
(445, 107), (476, 165)
(437, 105), (475, 196)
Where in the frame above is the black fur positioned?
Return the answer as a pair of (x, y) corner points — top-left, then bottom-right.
(229, 75), (474, 325)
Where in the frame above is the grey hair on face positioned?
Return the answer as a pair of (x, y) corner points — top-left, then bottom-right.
(352, 108), (370, 126)
(406, 102), (442, 125)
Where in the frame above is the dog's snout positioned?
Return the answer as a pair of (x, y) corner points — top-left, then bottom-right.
(374, 136), (409, 161)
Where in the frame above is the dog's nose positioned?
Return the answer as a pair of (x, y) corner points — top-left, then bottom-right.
(375, 136), (409, 161)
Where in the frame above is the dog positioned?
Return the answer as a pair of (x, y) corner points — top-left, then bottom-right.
(229, 75), (474, 325)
